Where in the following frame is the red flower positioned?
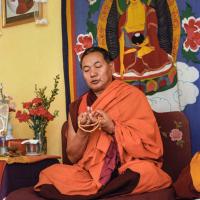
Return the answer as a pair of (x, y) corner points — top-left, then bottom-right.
(23, 105), (54, 122)
(74, 33), (93, 60)
(74, 44), (84, 54)
(36, 106), (48, 117)
(44, 111), (54, 121)
(28, 108), (36, 116)
(23, 101), (32, 109)
(16, 111), (30, 122)
(78, 34), (93, 49)
(16, 110), (22, 118)
(182, 16), (200, 52)
(32, 98), (43, 105)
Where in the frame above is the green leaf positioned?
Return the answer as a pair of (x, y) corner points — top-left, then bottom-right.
(181, 27), (186, 37)
(161, 132), (168, 138)
(181, 2), (194, 19)
(87, 20), (97, 41)
(142, 0), (148, 4)
(88, 0), (101, 14)
(182, 48), (200, 64)
(88, 11), (92, 19)
(53, 110), (59, 117)
(176, 140), (185, 148)
(116, 0), (128, 14)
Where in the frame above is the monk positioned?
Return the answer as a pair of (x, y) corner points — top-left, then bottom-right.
(33, 47), (171, 198)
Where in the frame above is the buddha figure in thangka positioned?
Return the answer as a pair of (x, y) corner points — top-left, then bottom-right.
(115, 0), (172, 76)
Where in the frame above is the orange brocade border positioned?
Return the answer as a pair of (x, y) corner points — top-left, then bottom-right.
(97, 0), (113, 50)
(67, 0), (77, 102)
(167, 0), (181, 62)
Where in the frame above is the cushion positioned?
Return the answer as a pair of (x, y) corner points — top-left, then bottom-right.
(6, 187), (175, 200)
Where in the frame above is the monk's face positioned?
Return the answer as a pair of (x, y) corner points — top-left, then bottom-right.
(81, 52), (114, 96)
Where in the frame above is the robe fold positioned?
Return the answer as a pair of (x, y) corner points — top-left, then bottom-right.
(34, 80), (171, 196)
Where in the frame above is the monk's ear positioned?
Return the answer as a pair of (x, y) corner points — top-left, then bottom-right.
(109, 61), (115, 73)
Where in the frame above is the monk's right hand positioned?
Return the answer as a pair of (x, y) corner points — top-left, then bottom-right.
(78, 112), (88, 125)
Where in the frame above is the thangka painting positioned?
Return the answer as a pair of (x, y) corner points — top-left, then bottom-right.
(62, 0), (200, 153)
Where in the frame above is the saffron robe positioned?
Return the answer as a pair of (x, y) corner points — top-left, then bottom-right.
(35, 80), (171, 196)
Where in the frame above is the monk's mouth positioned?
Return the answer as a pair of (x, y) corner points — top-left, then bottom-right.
(91, 80), (99, 84)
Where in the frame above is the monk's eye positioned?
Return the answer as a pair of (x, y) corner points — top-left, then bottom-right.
(95, 64), (102, 68)
(83, 67), (90, 72)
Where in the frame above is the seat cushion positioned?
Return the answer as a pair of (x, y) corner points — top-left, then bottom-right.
(100, 187), (175, 200)
(174, 164), (200, 199)
(6, 187), (46, 200)
(6, 187), (175, 200)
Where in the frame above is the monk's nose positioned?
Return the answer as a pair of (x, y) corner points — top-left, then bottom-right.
(90, 68), (97, 77)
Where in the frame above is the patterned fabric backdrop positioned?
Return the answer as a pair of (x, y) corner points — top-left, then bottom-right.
(62, 0), (200, 154)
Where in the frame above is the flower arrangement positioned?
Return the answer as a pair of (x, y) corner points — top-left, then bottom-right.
(15, 75), (60, 153)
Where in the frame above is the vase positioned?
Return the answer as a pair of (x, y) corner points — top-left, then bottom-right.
(34, 130), (47, 154)
(6, 117), (14, 140)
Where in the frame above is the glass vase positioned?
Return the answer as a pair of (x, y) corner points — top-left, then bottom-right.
(6, 115), (14, 140)
(34, 130), (47, 154)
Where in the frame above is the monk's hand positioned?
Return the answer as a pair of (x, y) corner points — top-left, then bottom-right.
(86, 107), (97, 124)
(78, 108), (100, 133)
(78, 107), (95, 126)
(95, 110), (115, 135)
(78, 112), (91, 134)
(78, 112), (89, 125)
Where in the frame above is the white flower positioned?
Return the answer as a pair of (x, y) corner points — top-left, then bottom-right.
(88, 0), (97, 6)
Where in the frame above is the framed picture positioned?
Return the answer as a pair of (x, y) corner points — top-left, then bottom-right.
(0, 0), (2, 34)
(1, 0), (43, 27)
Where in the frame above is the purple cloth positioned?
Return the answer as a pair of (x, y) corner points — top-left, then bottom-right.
(99, 141), (118, 185)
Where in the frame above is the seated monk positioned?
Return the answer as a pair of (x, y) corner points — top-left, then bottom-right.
(115, 0), (171, 76)
(32, 47), (172, 199)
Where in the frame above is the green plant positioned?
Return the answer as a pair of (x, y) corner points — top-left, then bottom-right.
(16, 75), (60, 138)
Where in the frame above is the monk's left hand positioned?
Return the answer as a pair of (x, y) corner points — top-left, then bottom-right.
(94, 110), (115, 135)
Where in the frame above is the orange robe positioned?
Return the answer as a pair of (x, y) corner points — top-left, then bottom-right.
(35, 80), (171, 195)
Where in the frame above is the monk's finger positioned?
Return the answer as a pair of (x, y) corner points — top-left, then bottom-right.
(92, 111), (100, 119)
(79, 112), (88, 124)
(95, 110), (105, 118)
(87, 106), (92, 113)
(88, 113), (98, 123)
